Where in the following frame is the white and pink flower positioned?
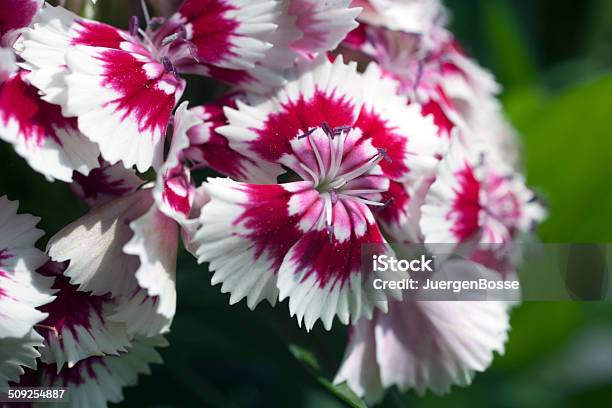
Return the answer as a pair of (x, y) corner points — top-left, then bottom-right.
(192, 56), (441, 330)
(334, 296), (511, 403)
(17, 1), (281, 171)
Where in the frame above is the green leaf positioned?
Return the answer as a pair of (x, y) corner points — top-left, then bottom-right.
(290, 344), (368, 408)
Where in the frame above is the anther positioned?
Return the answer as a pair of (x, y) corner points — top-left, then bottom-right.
(332, 125), (351, 137)
(377, 197), (395, 211)
(162, 56), (179, 78)
(162, 33), (180, 46)
(298, 128), (315, 139)
(321, 121), (333, 137)
(377, 148), (392, 163)
(148, 17), (166, 30)
(129, 16), (139, 37)
(326, 224), (334, 242)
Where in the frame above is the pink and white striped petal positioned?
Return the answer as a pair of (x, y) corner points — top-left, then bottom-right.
(335, 290), (510, 401)
(161, 0), (280, 70)
(0, 330), (44, 392)
(47, 190), (154, 298)
(0, 70), (100, 182)
(276, 199), (403, 330)
(0, 0), (42, 46)
(186, 100), (280, 183)
(288, 0), (361, 56)
(42, 336), (168, 407)
(0, 196), (53, 340)
(71, 161), (144, 207)
(217, 56), (363, 166)
(194, 179), (297, 309)
(37, 261), (131, 372)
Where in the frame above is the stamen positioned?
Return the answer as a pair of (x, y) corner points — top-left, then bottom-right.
(299, 162), (319, 185)
(140, 0), (151, 25)
(326, 224), (334, 242)
(413, 60), (424, 93)
(129, 16), (139, 37)
(332, 125), (351, 137)
(162, 56), (179, 79)
(298, 127), (315, 139)
(187, 42), (200, 62)
(329, 151), (385, 189)
(162, 33), (180, 46)
(378, 148), (392, 163)
(148, 16), (166, 30)
(321, 121), (332, 137)
(307, 132), (326, 182)
(340, 194), (387, 207)
(377, 197), (395, 211)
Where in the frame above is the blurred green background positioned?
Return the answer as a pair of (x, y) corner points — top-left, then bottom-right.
(2, 0), (612, 407)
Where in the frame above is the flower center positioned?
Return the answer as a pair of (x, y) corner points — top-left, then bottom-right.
(287, 122), (393, 239)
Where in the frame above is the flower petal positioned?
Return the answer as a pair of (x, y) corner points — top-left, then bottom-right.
(108, 289), (172, 337)
(358, 63), (441, 181)
(0, 70), (100, 182)
(0, 330), (44, 392)
(42, 336), (168, 407)
(186, 100), (281, 183)
(71, 161), (144, 207)
(37, 261), (131, 372)
(193, 179), (305, 309)
(0, 196), (53, 340)
(333, 320), (384, 405)
(276, 199), (402, 330)
(218, 55), (363, 165)
(335, 282), (510, 400)
(288, 0), (361, 55)
(46, 190), (154, 297)
(123, 205), (178, 321)
(374, 297), (509, 396)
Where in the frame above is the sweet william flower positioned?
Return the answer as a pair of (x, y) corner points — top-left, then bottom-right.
(420, 138), (545, 251)
(17, 1), (281, 171)
(334, 295), (511, 403)
(192, 56), (442, 330)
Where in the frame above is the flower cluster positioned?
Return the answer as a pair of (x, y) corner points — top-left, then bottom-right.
(0, 0), (545, 405)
